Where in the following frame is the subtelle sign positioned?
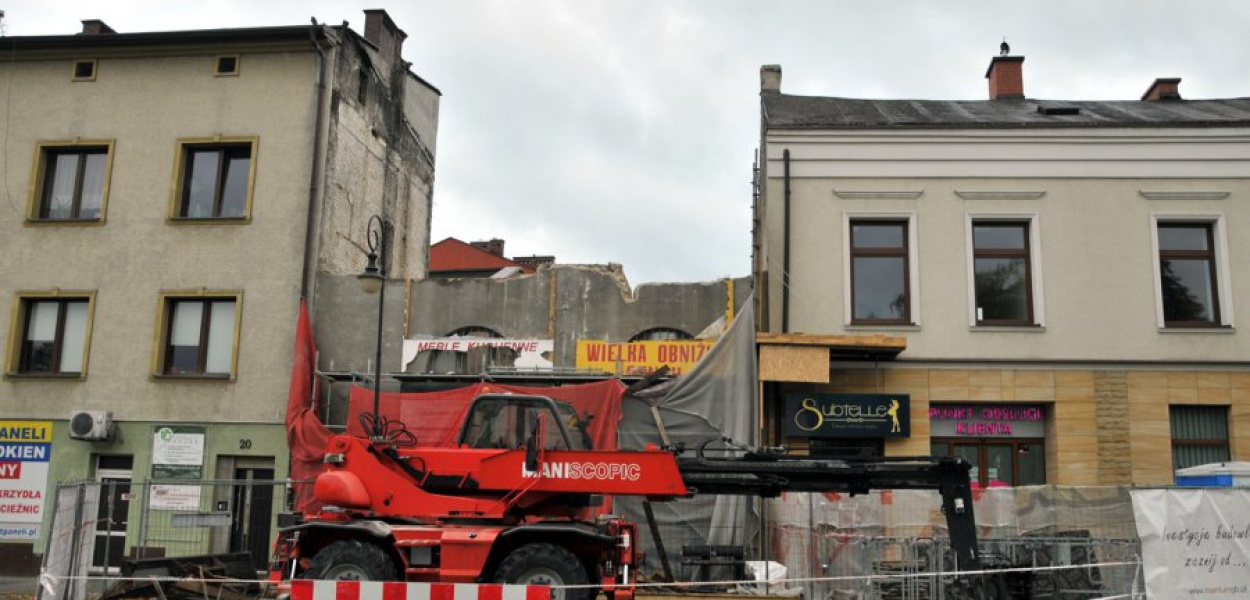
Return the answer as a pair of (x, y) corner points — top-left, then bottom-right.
(784, 393), (910, 438)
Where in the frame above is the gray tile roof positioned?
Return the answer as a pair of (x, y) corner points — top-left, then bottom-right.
(762, 92), (1250, 130)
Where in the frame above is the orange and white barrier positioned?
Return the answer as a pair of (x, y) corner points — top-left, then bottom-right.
(290, 581), (552, 600)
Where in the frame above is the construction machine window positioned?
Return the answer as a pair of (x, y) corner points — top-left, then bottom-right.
(460, 396), (589, 450)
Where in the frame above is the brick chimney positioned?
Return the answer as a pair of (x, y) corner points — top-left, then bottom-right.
(985, 55), (1025, 100)
(80, 19), (117, 35)
(471, 239), (505, 257)
(363, 9), (406, 62)
(761, 65), (782, 92)
(1141, 78), (1181, 101)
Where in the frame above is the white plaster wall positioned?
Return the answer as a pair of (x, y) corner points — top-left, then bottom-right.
(762, 129), (1250, 362)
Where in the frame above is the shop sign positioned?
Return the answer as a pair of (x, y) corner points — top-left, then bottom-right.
(1132, 488), (1250, 598)
(404, 338), (554, 370)
(576, 340), (714, 376)
(151, 425), (205, 511)
(0, 420), (52, 540)
(784, 393), (910, 438)
(929, 404), (1045, 438)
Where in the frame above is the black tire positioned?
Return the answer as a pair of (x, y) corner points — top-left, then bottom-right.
(493, 543), (591, 600)
(304, 540), (399, 581)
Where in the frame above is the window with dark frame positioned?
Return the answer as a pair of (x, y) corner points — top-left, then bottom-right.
(973, 222), (1033, 326)
(178, 143), (252, 219)
(1170, 405), (1230, 471)
(162, 298), (237, 377)
(15, 298), (90, 375)
(35, 146), (109, 221)
(1158, 223), (1220, 327)
(215, 55), (239, 75)
(73, 60), (96, 81)
(850, 221), (910, 324)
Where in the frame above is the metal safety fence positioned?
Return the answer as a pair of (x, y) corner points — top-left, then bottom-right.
(37, 480), (303, 600)
(36, 482), (1148, 600)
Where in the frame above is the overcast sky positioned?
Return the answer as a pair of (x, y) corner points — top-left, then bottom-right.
(5, 1), (1248, 285)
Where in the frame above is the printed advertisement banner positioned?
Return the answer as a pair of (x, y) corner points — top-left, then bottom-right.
(152, 425), (205, 479)
(404, 337), (554, 370)
(0, 420), (53, 540)
(575, 340), (714, 376)
(784, 393), (910, 438)
(1132, 488), (1250, 599)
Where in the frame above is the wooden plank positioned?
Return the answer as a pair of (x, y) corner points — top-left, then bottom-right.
(756, 332), (907, 350)
(759, 344), (828, 383)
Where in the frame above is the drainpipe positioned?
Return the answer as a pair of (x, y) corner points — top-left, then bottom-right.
(301, 21), (336, 299)
(782, 149), (791, 333)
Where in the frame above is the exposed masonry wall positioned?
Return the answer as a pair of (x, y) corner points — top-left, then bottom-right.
(409, 266), (752, 371)
(312, 32), (439, 372)
(1095, 371), (1132, 485)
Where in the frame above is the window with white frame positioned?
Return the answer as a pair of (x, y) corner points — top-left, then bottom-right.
(1151, 215), (1232, 329)
(845, 214), (918, 326)
(967, 215), (1043, 327)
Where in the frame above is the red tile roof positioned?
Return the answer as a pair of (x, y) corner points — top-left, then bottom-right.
(429, 237), (534, 274)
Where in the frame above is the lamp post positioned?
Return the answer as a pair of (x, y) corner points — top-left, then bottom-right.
(357, 214), (390, 442)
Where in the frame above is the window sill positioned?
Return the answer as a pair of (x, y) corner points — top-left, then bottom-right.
(25, 218), (105, 226)
(846, 324), (920, 332)
(969, 325), (1046, 333)
(152, 373), (236, 382)
(4, 372), (86, 381)
(1158, 326), (1234, 334)
(167, 217), (251, 225)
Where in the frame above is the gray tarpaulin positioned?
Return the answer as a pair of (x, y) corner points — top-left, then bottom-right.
(616, 296), (758, 579)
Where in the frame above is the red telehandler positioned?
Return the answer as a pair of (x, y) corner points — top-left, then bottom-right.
(275, 394), (981, 600)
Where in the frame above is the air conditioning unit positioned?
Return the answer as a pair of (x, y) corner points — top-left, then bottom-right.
(69, 410), (114, 441)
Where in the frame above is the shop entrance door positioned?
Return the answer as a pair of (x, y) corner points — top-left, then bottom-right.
(229, 464), (275, 571)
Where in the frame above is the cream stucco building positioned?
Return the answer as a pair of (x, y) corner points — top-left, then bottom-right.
(0, 12), (438, 575)
(754, 53), (1250, 489)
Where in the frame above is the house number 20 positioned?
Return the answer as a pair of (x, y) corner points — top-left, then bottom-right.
(239, 439), (253, 450)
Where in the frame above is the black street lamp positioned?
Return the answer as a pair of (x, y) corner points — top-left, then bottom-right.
(357, 214), (390, 441)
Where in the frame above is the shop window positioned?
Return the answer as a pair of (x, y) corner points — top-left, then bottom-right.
(153, 292), (242, 379)
(971, 221), (1035, 326)
(932, 439), (1045, 487)
(170, 138), (257, 222)
(6, 293), (95, 378)
(1170, 405), (1229, 470)
(28, 142), (114, 222)
(849, 220), (910, 324)
(1157, 222), (1221, 327)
